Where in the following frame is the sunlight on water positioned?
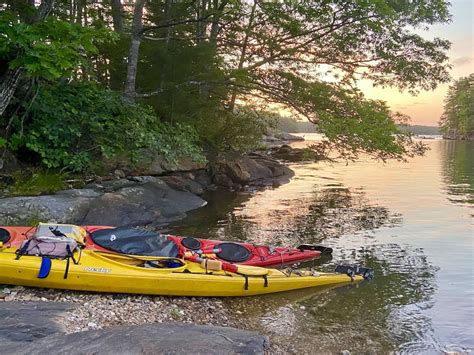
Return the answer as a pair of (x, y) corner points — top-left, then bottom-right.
(168, 138), (474, 353)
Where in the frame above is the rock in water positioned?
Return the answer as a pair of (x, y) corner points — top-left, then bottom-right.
(81, 180), (207, 226)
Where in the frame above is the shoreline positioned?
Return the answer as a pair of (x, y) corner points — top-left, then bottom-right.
(0, 148), (298, 227)
(0, 142), (306, 353)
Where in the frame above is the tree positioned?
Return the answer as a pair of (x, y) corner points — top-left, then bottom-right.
(439, 74), (474, 139)
(0, 0), (456, 167)
(214, 0), (452, 159)
(0, 0), (54, 116)
(0, 1), (112, 116)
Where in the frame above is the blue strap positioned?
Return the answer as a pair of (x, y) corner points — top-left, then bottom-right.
(38, 257), (52, 279)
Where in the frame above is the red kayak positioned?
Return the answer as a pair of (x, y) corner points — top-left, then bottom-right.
(0, 224), (331, 267)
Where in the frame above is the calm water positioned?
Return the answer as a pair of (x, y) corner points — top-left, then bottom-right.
(167, 137), (473, 353)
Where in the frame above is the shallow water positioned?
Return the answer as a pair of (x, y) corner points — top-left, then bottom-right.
(167, 137), (473, 353)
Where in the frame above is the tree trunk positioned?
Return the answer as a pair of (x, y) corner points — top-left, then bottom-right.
(228, 0), (257, 112)
(209, 0), (228, 46)
(196, 0), (209, 43)
(108, 0), (126, 89)
(0, 68), (23, 117)
(35, 0), (55, 21)
(0, 0), (55, 116)
(111, 0), (124, 32)
(124, 0), (146, 101)
(69, 0), (75, 22)
(76, 0), (83, 24)
(158, 0), (172, 91)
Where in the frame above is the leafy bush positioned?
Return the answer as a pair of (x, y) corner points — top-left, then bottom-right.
(8, 82), (204, 172)
(198, 107), (276, 153)
(0, 11), (114, 80)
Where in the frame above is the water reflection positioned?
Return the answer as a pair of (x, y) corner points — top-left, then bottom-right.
(167, 180), (434, 352)
(168, 183), (402, 248)
(440, 140), (474, 206)
(224, 244), (438, 353)
(166, 139), (473, 353)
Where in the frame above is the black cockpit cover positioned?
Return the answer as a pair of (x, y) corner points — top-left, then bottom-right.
(90, 227), (179, 257)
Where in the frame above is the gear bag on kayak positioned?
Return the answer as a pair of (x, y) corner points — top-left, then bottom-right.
(15, 225), (84, 279)
(16, 238), (79, 258)
(16, 223), (86, 259)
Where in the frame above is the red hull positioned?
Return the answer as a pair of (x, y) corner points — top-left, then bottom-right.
(1, 225), (321, 267)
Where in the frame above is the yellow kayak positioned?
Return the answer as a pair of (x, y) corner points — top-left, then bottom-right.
(0, 248), (367, 297)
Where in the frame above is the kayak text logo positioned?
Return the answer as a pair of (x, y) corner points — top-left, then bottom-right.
(84, 267), (112, 273)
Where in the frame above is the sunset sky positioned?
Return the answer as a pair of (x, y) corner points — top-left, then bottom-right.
(359, 0), (473, 126)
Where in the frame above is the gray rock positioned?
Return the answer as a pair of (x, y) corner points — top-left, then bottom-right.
(0, 174), (209, 226)
(161, 157), (207, 173)
(262, 134), (279, 143)
(55, 189), (103, 198)
(224, 158), (272, 184)
(159, 175), (205, 195)
(113, 169), (126, 178)
(0, 194), (92, 225)
(132, 154), (207, 176)
(269, 144), (323, 162)
(252, 157), (294, 179)
(128, 176), (161, 184)
(193, 169), (212, 187)
(14, 323), (268, 355)
(275, 132), (305, 141)
(213, 155), (294, 187)
(213, 173), (236, 188)
(0, 302), (74, 350)
(100, 179), (138, 192)
(262, 132), (304, 143)
(2, 302), (268, 355)
(81, 181), (207, 226)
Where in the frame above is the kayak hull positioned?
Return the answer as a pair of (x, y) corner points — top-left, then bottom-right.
(0, 249), (361, 297)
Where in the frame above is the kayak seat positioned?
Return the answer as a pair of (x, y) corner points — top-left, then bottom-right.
(181, 237), (202, 250)
(216, 243), (251, 263)
(0, 228), (11, 243)
(90, 227), (179, 257)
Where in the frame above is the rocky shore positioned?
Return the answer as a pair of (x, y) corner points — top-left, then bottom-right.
(0, 146), (305, 354)
(0, 298), (268, 354)
(0, 286), (234, 332)
(0, 153), (294, 226)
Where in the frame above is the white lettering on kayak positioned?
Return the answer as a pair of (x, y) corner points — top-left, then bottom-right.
(84, 267), (111, 273)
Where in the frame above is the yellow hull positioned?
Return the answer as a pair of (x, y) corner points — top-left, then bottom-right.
(0, 249), (362, 297)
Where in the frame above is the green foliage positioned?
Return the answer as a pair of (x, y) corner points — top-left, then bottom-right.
(398, 125), (440, 136)
(1, 0), (455, 168)
(257, 72), (426, 160)
(439, 74), (474, 138)
(0, 11), (114, 79)
(277, 116), (318, 133)
(199, 108), (275, 153)
(8, 82), (203, 172)
(9, 170), (67, 196)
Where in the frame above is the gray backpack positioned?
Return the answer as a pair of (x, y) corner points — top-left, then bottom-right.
(16, 230), (82, 279)
(17, 237), (79, 258)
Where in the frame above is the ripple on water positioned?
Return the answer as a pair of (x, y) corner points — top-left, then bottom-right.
(226, 244), (439, 354)
(167, 140), (472, 352)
